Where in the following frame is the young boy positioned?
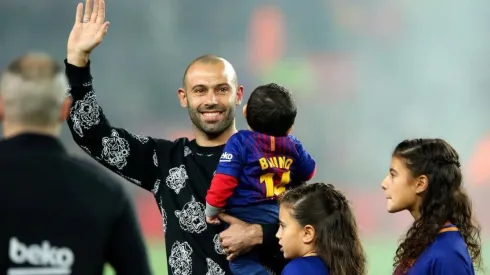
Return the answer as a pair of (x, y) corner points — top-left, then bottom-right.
(205, 83), (316, 275)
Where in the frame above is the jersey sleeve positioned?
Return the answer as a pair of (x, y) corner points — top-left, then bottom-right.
(429, 253), (475, 275)
(205, 174), (239, 217)
(215, 132), (244, 178)
(65, 60), (173, 192)
(290, 136), (316, 181)
(205, 133), (244, 216)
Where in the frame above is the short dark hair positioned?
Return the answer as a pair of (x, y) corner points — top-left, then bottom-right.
(245, 83), (297, 136)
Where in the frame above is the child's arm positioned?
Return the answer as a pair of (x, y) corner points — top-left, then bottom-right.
(205, 133), (244, 223)
(205, 174), (239, 223)
(291, 136), (316, 181)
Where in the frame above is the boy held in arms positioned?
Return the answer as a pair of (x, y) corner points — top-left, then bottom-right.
(205, 83), (316, 275)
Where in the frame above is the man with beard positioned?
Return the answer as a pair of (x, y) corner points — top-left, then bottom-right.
(64, 0), (286, 274)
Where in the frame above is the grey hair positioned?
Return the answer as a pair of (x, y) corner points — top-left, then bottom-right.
(0, 52), (68, 126)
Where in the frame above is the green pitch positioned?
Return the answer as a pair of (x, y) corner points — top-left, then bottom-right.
(103, 238), (489, 275)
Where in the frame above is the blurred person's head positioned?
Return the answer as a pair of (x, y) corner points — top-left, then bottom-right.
(177, 55), (244, 146)
(277, 183), (367, 275)
(243, 83), (296, 136)
(0, 53), (70, 138)
(381, 138), (482, 271)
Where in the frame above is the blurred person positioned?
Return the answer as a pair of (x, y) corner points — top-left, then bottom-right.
(0, 53), (151, 275)
(64, 0), (287, 274)
(381, 139), (482, 275)
(205, 83), (316, 274)
(277, 183), (367, 275)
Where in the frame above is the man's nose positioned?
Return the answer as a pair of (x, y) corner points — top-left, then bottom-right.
(205, 92), (218, 105)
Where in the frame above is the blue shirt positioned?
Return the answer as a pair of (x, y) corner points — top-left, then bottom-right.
(405, 224), (475, 275)
(282, 256), (329, 275)
(215, 130), (315, 208)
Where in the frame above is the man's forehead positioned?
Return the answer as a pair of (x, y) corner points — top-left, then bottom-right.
(185, 62), (236, 87)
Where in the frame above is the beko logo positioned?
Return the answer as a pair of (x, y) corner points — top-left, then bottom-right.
(7, 237), (75, 275)
(220, 152), (233, 162)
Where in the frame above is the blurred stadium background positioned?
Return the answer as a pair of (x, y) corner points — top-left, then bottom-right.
(1, 0), (489, 274)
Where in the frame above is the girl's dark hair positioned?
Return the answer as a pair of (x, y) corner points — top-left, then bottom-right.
(392, 138), (482, 271)
(279, 182), (366, 275)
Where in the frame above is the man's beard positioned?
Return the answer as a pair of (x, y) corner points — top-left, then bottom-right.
(188, 105), (235, 137)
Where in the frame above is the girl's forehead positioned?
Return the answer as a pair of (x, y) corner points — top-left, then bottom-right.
(391, 156), (408, 171)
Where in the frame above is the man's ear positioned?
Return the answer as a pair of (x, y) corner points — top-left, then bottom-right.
(177, 88), (188, 108)
(236, 85), (244, 106)
(59, 97), (72, 122)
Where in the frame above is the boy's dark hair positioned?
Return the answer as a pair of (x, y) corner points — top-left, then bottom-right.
(245, 83), (297, 136)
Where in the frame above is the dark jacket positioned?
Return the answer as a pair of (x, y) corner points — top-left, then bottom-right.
(0, 133), (152, 275)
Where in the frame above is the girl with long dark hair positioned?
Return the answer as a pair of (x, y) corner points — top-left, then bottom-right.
(382, 139), (482, 274)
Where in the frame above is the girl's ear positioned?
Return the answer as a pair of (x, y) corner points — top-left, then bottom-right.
(302, 224), (315, 244)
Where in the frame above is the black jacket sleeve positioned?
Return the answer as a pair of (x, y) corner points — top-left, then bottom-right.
(106, 195), (152, 275)
(65, 60), (168, 192)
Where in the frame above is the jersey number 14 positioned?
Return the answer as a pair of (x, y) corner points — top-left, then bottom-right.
(260, 171), (291, 197)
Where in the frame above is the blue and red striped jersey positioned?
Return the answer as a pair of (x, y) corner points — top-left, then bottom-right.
(206, 130), (316, 211)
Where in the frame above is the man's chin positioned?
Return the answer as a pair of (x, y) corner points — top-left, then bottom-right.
(198, 123), (230, 136)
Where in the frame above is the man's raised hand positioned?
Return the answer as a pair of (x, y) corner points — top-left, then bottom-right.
(67, 0), (109, 67)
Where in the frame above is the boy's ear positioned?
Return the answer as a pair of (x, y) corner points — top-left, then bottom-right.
(242, 104), (247, 118)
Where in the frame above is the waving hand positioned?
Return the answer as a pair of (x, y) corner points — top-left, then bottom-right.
(67, 0), (109, 67)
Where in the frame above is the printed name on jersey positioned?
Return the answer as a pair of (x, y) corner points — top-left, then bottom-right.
(259, 156), (293, 170)
(166, 164), (189, 194)
(8, 237), (75, 275)
(174, 196), (207, 234)
(206, 258), (225, 275)
(219, 152), (233, 162)
(101, 129), (130, 170)
(169, 241), (193, 275)
(70, 91), (101, 137)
